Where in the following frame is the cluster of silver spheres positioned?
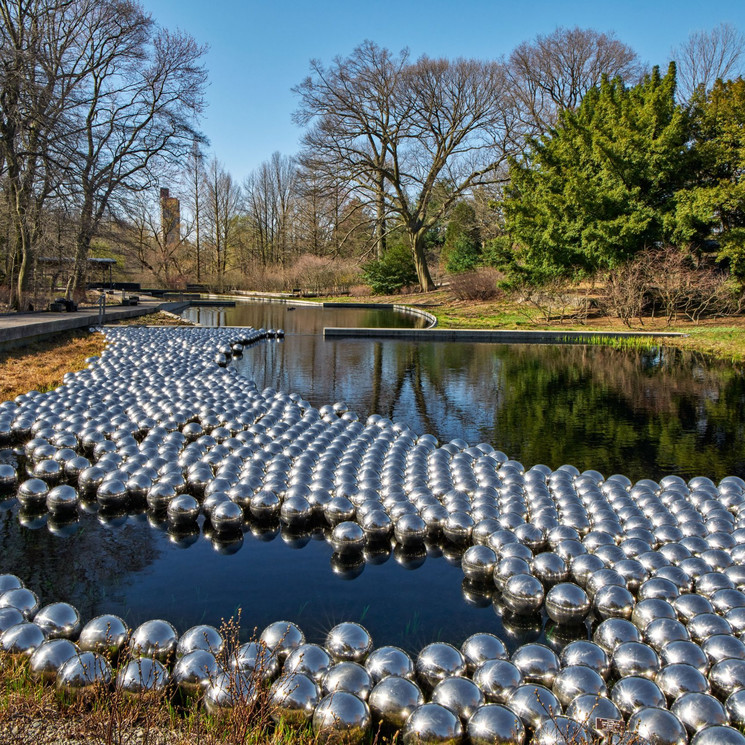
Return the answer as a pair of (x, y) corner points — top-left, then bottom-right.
(1, 326), (745, 744)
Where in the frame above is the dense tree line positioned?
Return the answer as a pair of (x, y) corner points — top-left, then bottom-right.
(3, 13), (745, 303)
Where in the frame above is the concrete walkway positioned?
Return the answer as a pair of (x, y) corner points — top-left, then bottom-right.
(0, 297), (189, 346)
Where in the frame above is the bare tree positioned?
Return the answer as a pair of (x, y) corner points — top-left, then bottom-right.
(295, 43), (519, 291)
(508, 26), (641, 134)
(672, 23), (745, 102)
(183, 140), (206, 282)
(205, 157), (240, 290)
(66, 2), (207, 295)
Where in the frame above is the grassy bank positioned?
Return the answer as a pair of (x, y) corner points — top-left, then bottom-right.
(0, 311), (193, 401)
(313, 289), (745, 363)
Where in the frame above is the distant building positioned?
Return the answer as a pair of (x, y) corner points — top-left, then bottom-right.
(160, 187), (181, 248)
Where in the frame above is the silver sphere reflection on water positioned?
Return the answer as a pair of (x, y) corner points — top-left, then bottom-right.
(368, 675), (424, 729)
(312, 691), (371, 745)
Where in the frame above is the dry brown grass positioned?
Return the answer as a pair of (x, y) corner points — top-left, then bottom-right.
(112, 311), (195, 327)
(0, 331), (106, 401)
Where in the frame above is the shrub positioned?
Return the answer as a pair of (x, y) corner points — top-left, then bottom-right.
(362, 243), (418, 295)
(444, 234), (482, 274)
(449, 268), (503, 300)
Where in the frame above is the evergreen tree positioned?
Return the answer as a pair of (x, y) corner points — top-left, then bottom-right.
(503, 64), (692, 282)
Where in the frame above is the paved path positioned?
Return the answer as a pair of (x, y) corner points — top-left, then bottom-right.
(0, 298), (189, 346)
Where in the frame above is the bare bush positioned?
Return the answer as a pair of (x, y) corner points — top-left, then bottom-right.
(604, 255), (650, 327)
(516, 276), (589, 324)
(449, 269), (503, 301)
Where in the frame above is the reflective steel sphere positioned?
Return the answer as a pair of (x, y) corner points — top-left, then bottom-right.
(416, 643), (467, 690)
(506, 684), (562, 729)
(502, 574), (544, 616)
(322, 661), (373, 700)
(204, 671), (257, 714)
(28, 638), (78, 682)
(460, 633), (507, 673)
(610, 676), (666, 717)
(325, 622), (373, 663)
(532, 716), (591, 745)
(551, 665), (607, 707)
(117, 657), (170, 696)
(129, 619), (178, 662)
(78, 614), (129, 656)
(260, 621), (305, 660)
(33, 602), (80, 639)
(466, 703), (525, 745)
(672, 691), (729, 734)
(544, 582), (590, 625)
(56, 651), (112, 696)
(177, 624), (224, 657)
(472, 659), (523, 703)
(368, 675), (425, 729)
(627, 707), (688, 745)
(172, 650), (219, 695)
(284, 643), (333, 683)
(365, 646), (415, 683)
(402, 703), (464, 745)
(312, 691), (371, 745)
(269, 672), (322, 724)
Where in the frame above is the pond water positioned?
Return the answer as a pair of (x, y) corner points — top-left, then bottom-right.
(189, 301), (745, 484)
(0, 300), (743, 655)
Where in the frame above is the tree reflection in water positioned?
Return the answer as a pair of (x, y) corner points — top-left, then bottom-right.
(238, 338), (745, 482)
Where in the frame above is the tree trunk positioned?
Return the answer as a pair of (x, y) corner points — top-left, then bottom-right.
(375, 174), (386, 259)
(410, 230), (435, 291)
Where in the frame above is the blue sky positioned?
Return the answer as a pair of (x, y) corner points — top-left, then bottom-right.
(143, 0), (745, 183)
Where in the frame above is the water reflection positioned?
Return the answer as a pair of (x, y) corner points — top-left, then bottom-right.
(0, 500), (574, 654)
(236, 337), (745, 482)
(182, 301), (426, 332)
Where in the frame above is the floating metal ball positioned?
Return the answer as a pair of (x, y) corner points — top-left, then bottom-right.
(662, 640), (710, 676)
(46, 485), (79, 513)
(544, 582), (590, 625)
(431, 676), (484, 722)
(117, 657), (170, 696)
(56, 651), (112, 696)
(368, 675), (425, 729)
(0, 588), (40, 619)
(313, 691), (371, 745)
(172, 650), (218, 695)
(0, 464), (17, 494)
(78, 614), (129, 656)
(177, 625), (224, 657)
(627, 707), (688, 745)
(281, 495), (313, 525)
(129, 619), (178, 663)
(260, 620), (305, 661)
(467, 703), (525, 745)
(211, 500), (244, 532)
(402, 703), (464, 745)
(593, 618), (641, 655)
(593, 584), (636, 620)
(365, 646), (415, 683)
(472, 659), (522, 703)
(531, 552), (568, 586)
(502, 574), (544, 616)
(325, 622), (372, 663)
(331, 522), (366, 554)
(167, 494), (199, 525)
(394, 514), (427, 545)
(285, 644), (333, 683)
(33, 602), (80, 639)
(416, 643), (467, 690)
(610, 676), (666, 717)
(250, 490), (280, 519)
(0, 607), (24, 634)
(506, 684), (562, 730)
(672, 691), (729, 735)
(17, 478), (49, 507)
(269, 672), (322, 724)
(461, 546), (498, 584)
(360, 510), (393, 540)
(97, 478), (129, 508)
(559, 640), (611, 680)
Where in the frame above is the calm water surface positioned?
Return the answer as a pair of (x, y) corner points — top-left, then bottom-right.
(1, 300), (742, 650)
